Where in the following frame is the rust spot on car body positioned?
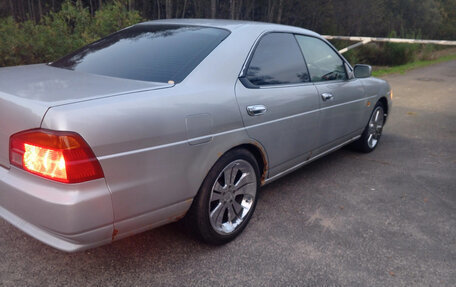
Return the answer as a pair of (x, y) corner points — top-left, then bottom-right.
(251, 141), (268, 186)
(172, 213), (187, 222)
(168, 199), (193, 222)
(112, 228), (119, 241)
(168, 212), (187, 223)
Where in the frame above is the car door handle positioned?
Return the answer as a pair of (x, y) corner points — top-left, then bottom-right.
(246, 105), (267, 116)
(321, 93), (334, 101)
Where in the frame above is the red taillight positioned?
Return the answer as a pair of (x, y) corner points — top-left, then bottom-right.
(9, 129), (104, 183)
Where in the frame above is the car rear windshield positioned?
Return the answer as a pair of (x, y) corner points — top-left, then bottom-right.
(51, 24), (230, 83)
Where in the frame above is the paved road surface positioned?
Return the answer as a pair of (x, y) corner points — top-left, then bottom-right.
(1, 61), (455, 286)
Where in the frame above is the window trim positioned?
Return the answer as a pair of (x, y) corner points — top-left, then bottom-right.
(239, 31), (354, 89)
(294, 34), (351, 84)
(238, 31), (312, 89)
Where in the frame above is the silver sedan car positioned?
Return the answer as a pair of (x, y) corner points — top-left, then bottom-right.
(0, 19), (392, 252)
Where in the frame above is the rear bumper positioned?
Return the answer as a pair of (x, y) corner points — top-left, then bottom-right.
(0, 166), (114, 252)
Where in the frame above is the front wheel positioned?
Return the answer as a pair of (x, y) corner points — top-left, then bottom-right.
(352, 103), (385, 153)
(187, 149), (260, 245)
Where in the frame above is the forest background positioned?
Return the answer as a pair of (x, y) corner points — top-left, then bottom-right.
(0, 0), (455, 68)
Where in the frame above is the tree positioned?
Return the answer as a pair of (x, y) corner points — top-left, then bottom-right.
(165, 0), (172, 19)
(211, 0), (216, 18)
(0, 0), (454, 39)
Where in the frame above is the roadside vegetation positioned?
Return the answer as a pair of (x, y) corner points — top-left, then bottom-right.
(331, 37), (456, 75)
(372, 53), (456, 77)
(0, 1), (141, 67)
(0, 0), (455, 69)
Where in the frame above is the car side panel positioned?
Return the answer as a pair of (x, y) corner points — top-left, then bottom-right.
(40, 27), (264, 239)
(41, 83), (254, 237)
(360, 77), (392, 118)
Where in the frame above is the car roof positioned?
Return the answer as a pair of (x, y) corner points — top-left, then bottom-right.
(137, 19), (320, 37)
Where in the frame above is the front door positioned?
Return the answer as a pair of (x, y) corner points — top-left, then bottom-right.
(295, 35), (367, 148)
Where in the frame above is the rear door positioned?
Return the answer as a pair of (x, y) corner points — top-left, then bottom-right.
(235, 32), (320, 176)
(295, 35), (367, 148)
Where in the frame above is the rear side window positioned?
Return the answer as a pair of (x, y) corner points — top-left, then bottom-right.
(295, 35), (347, 82)
(245, 33), (309, 86)
(51, 25), (230, 83)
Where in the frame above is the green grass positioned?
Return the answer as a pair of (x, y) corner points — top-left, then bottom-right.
(372, 53), (456, 77)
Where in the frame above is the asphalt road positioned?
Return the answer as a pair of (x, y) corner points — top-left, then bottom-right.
(1, 61), (455, 287)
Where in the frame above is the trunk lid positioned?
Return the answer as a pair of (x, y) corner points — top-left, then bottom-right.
(0, 64), (171, 168)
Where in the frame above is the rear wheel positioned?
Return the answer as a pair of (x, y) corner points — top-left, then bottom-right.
(352, 102), (385, 153)
(187, 149), (260, 244)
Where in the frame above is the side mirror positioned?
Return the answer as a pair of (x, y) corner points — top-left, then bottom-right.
(354, 64), (372, 78)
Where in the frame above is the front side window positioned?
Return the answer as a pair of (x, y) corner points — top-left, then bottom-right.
(295, 35), (347, 82)
(245, 33), (309, 86)
(51, 25), (230, 83)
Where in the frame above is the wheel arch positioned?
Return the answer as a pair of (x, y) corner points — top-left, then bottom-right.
(377, 96), (389, 124)
(190, 140), (269, 205)
(185, 141), (266, 243)
(234, 143), (268, 185)
(378, 97), (388, 115)
(204, 141), (269, 187)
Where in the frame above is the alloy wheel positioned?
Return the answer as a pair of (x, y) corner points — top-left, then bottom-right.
(209, 159), (257, 235)
(367, 106), (385, 149)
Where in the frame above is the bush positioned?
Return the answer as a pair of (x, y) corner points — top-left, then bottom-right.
(0, 0), (142, 67)
(383, 42), (419, 66)
(90, 1), (142, 40)
(329, 31), (430, 67)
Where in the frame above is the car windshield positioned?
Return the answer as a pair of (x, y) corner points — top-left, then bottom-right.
(51, 24), (230, 83)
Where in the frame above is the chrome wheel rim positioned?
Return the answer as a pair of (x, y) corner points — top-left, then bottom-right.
(209, 159), (257, 235)
(367, 106), (385, 149)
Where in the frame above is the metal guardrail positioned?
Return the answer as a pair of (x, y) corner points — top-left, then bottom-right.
(323, 35), (456, 54)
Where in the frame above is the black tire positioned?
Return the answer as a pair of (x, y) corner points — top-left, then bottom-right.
(186, 148), (260, 245)
(352, 102), (386, 153)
